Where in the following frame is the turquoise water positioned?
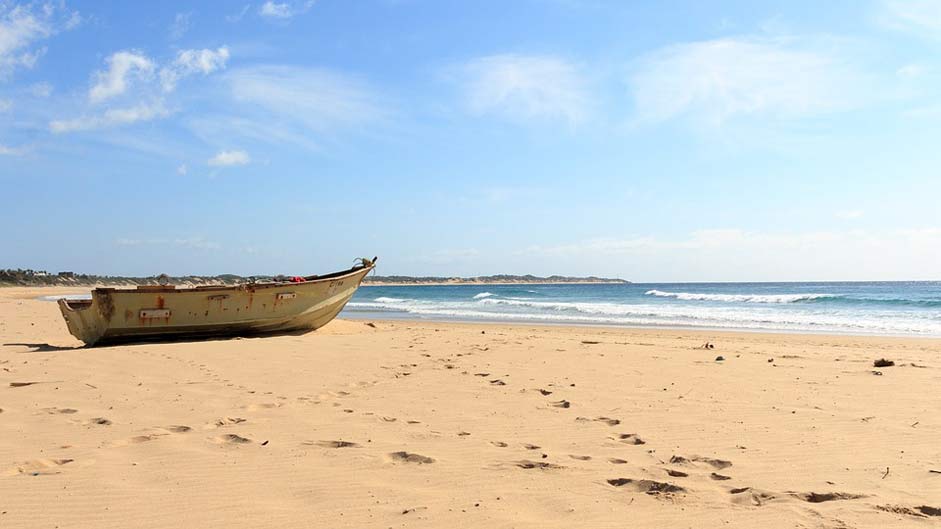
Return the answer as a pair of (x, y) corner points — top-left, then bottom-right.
(344, 282), (941, 336)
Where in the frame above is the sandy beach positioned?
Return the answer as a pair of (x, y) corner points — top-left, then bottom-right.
(1, 286), (940, 528)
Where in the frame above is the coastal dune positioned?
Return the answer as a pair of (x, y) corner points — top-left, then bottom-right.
(1, 287), (940, 528)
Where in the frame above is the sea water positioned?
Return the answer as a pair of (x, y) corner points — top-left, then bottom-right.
(343, 282), (941, 336)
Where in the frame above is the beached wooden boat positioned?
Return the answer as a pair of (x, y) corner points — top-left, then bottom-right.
(58, 258), (376, 346)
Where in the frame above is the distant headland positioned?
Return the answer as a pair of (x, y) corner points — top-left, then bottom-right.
(0, 268), (629, 287)
(362, 274), (629, 285)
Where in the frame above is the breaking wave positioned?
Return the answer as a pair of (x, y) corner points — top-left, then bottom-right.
(473, 292), (494, 299)
(644, 290), (837, 304)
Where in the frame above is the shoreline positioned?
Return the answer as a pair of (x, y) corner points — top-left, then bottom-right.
(340, 313), (941, 340)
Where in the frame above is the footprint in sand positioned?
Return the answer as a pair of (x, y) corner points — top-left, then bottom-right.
(729, 487), (777, 507)
(551, 400), (571, 408)
(614, 433), (646, 445)
(876, 505), (941, 518)
(569, 454), (592, 461)
(607, 478), (685, 494)
(491, 441), (508, 447)
(516, 460), (562, 470)
(6, 458), (74, 476)
(85, 417), (112, 426)
(380, 416), (397, 422)
(790, 491), (865, 503)
(594, 417), (620, 426)
(314, 440), (360, 448)
(208, 417), (246, 429)
(388, 451), (434, 464)
(608, 458), (628, 465)
(245, 403), (281, 411)
(710, 472), (732, 481)
(666, 469), (688, 477)
(489, 379), (506, 386)
(537, 389), (553, 396)
(212, 434), (252, 445)
(165, 425), (192, 433)
(523, 443), (541, 450)
(43, 407), (78, 414)
(669, 455), (732, 469)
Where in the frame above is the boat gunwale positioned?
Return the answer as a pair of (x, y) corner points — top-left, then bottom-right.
(91, 263), (375, 295)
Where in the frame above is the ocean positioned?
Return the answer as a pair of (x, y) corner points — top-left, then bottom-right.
(343, 282), (941, 336)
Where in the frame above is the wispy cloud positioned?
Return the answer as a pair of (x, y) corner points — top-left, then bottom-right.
(29, 80), (52, 97)
(0, 98), (10, 112)
(228, 66), (382, 128)
(89, 51), (155, 103)
(0, 2), (81, 78)
(878, 0), (941, 36)
(188, 65), (384, 150)
(631, 37), (869, 127)
(116, 237), (220, 250)
(159, 46), (229, 92)
(452, 54), (588, 125)
(50, 100), (170, 133)
(258, 1), (315, 19)
(208, 149), (250, 166)
(0, 142), (26, 155)
(168, 11), (193, 40)
(225, 4), (251, 23)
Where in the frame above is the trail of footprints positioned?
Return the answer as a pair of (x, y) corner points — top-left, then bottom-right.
(15, 344), (939, 521)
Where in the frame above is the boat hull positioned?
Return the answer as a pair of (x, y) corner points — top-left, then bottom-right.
(58, 263), (374, 346)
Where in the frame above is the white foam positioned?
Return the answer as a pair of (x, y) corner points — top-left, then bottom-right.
(38, 294), (91, 301)
(373, 296), (409, 303)
(346, 297), (941, 335)
(644, 290), (836, 304)
(473, 292), (494, 299)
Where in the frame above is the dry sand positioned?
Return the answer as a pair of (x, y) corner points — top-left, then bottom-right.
(1, 287), (940, 528)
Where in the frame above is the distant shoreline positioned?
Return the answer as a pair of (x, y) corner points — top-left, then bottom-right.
(362, 281), (628, 286)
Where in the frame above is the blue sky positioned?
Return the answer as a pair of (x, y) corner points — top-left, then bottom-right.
(1, 0), (940, 281)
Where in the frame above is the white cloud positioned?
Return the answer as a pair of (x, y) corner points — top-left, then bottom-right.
(0, 142), (25, 155)
(835, 209), (864, 220)
(159, 46), (230, 92)
(879, 0), (941, 35)
(89, 51), (155, 103)
(631, 37), (866, 127)
(50, 100), (170, 133)
(0, 97), (10, 112)
(176, 163), (188, 175)
(455, 54), (588, 125)
(208, 149), (250, 166)
(259, 1), (315, 19)
(168, 12), (192, 40)
(28, 80), (51, 96)
(53, 46), (228, 133)
(0, 2), (79, 78)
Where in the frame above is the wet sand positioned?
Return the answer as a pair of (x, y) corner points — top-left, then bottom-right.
(2, 287), (940, 528)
